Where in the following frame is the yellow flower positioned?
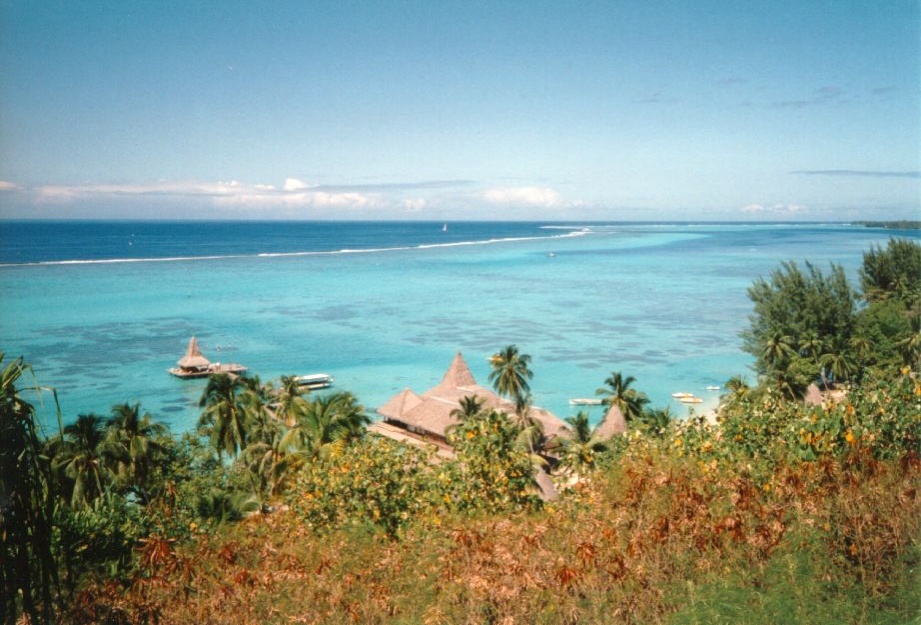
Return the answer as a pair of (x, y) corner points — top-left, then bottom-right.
(845, 430), (856, 445)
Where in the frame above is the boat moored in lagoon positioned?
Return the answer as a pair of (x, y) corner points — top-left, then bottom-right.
(294, 373), (334, 390)
(569, 398), (603, 406)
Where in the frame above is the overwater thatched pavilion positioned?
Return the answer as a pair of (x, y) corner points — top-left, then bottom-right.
(168, 336), (247, 378)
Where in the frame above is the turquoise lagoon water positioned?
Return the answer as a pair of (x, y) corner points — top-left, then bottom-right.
(1, 221), (916, 434)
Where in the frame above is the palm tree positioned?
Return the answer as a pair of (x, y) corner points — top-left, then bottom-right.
(559, 411), (608, 476)
(451, 395), (485, 422)
(198, 373), (248, 460)
(488, 345), (533, 411)
(896, 315), (921, 369)
(820, 342), (854, 386)
(763, 332), (795, 370)
(54, 414), (109, 508)
(595, 371), (650, 423)
(281, 391), (369, 459)
(275, 375), (309, 427)
(104, 403), (167, 500)
(638, 406), (672, 437)
(724, 375), (750, 398)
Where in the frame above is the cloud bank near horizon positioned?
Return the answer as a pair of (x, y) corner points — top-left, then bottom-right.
(0, 176), (916, 221)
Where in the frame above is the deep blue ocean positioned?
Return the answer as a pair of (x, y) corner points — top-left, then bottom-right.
(1, 220), (916, 435)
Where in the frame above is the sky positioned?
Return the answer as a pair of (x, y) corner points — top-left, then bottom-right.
(0, 1), (918, 221)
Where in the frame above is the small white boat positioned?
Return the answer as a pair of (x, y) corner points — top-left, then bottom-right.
(294, 373), (334, 390)
(442, 223), (448, 232)
(671, 392), (693, 399)
(706, 385), (721, 391)
(569, 398), (603, 406)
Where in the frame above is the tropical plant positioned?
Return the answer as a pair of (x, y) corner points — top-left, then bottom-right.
(280, 391), (369, 459)
(895, 314), (921, 369)
(859, 237), (921, 304)
(450, 394), (485, 422)
(53, 413), (111, 509)
(275, 374), (309, 426)
(488, 344), (533, 412)
(743, 260), (857, 383)
(559, 411), (608, 475)
(595, 371), (650, 422)
(445, 409), (540, 513)
(638, 406), (673, 437)
(104, 402), (167, 502)
(0, 354), (60, 625)
(198, 373), (248, 460)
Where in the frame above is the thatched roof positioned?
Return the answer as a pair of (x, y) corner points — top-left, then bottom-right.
(593, 403), (627, 439)
(177, 336), (210, 369)
(377, 388), (425, 421)
(377, 351), (569, 441)
(803, 383), (823, 406)
(426, 351), (478, 396)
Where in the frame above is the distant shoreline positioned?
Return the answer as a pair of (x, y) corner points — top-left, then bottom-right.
(855, 220), (921, 230)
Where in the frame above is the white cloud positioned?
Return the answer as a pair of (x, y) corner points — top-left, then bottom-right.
(401, 198), (427, 212)
(27, 179), (377, 212)
(0, 181), (19, 191)
(741, 202), (807, 214)
(283, 178), (309, 191)
(482, 186), (565, 208)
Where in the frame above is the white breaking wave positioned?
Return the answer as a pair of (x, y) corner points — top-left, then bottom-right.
(0, 229), (597, 268)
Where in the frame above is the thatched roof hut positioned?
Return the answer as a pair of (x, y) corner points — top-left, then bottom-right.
(377, 351), (568, 443)
(593, 403), (627, 439)
(177, 336), (210, 370)
(803, 383), (823, 407)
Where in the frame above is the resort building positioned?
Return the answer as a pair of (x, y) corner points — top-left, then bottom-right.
(376, 352), (570, 449)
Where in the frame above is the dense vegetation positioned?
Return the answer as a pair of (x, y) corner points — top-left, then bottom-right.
(2, 238), (919, 624)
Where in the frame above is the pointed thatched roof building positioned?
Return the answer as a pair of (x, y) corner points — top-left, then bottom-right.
(377, 351), (569, 444)
(177, 336), (211, 370)
(593, 403), (627, 438)
(803, 383), (824, 407)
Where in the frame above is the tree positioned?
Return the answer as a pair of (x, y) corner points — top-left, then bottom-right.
(595, 371), (650, 423)
(281, 392), (369, 459)
(198, 373), (248, 460)
(638, 406), (673, 437)
(859, 238), (921, 304)
(743, 260), (857, 387)
(896, 314), (921, 369)
(53, 414), (110, 509)
(104, 402), (167, 501)
(1, 354), (59, 624)
(559, 411), (608, 476)
(275, 375), (310, 427)
(450, 395), (485, 422)
(488, 345), (533, 412)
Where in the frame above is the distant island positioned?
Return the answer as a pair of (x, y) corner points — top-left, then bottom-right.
(855, 220), (921, 230)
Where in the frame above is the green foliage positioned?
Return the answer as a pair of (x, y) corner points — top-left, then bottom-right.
(445, 409), (543, 513)
(596, 370), (651, 421)
(0, 354), (60, 625)
(290, 436), (439, 537)
(743, 261), (857, 388)
(488, 344), (534, 410)
(860, 237), (921, 304)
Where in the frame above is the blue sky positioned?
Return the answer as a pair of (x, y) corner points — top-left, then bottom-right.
(0, 1), (918, 221)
